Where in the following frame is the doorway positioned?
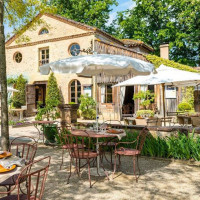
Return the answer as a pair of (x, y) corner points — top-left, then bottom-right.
(122, 86), (135, 115)
(35, 84), (46, 108)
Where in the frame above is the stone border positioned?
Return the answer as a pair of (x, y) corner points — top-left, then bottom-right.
(141, 155), (200, 167)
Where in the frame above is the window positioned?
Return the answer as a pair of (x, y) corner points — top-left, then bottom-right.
(69, 80), (81, 103)
(69, 43), (80, 56)
(39, 48), (49, 66)
(101, 84), (113, 103)
(14, 52), (22, 63)
(39, 28), (49, 35)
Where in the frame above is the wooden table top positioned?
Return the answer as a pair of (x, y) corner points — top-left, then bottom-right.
(71, 129), (123, 138)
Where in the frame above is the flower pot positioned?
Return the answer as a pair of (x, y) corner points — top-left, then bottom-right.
(135, 118), (147, 126)
(43, 124), (58, 144)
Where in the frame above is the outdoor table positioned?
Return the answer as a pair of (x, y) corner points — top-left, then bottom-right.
(32, 121), (55, 143)
(71, 129), (126, 176)
(0, 154), (24, 183)
(10, 108), (26, 121)
(177, 115), (192, 126)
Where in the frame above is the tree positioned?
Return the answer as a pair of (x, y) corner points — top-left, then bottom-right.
(12, 74), (27, 108)
(45, 73), (61, 108)
(0, 0), (54, 150)
(36, 73), (61, 121)
(114, 0), (200, 66)
(49, 0), (118, 30)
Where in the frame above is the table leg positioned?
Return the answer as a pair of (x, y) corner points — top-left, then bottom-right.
(96, 138), (100, 172)
(19, 111), (23, 121)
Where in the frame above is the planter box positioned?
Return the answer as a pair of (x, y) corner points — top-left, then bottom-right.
(135, 118), (147, 126)
(58, 104), (79, 125)
(135, 118), (162, 126)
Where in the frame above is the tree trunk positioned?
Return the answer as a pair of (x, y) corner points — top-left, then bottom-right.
(0, 0), (9, 150)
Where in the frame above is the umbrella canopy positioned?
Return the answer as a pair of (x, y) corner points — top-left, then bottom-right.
(0, 85), (19, 92)
(40, 54), (155, 76)
(114, 65), (200, 87)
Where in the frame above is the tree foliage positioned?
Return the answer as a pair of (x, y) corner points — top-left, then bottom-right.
(49, 0), (118, 30)
(46, 73), (61, 107)
(79, 94), (96, 119)
(114, 0), (200, 66)
(12, 74), (27, 108)
(0, 0), (55, 150)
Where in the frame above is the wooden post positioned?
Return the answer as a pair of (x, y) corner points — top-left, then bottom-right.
(162, 83), (166, 126)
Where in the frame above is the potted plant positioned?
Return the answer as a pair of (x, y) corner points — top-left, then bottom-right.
(135, 110), (155, 125)
(133, 90), (155, 125)
(35, 73), (61, 144)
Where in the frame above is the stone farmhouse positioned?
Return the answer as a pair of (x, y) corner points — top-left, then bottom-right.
(5, 13), (157, 120)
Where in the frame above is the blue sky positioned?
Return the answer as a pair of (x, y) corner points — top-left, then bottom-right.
(4, 0), (134, 35)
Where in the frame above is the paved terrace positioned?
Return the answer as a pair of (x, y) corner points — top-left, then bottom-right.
(0, 126), (200, 199)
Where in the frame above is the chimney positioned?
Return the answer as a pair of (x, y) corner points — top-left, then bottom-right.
(160, 44), (169, 59)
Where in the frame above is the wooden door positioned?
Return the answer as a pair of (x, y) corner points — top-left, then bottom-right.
(26, 84), (36, 116)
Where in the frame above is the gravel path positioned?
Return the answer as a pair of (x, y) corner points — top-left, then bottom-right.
(1, 126), (200, 200)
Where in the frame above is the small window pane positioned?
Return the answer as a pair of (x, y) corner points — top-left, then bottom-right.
(69, 43), (80, 56)
(14, 52), (22, 63)
(39, 28), (49, 35)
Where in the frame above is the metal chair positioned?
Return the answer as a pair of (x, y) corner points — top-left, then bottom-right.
(98, 120), (122, 169)
(9, 136), (37, 165)
(0, 156), (51, 200)
(57, 127), (84, 170)
(66, 130), (101, 188)
(113, 127), (148, 182)
(0, 136), (37, 193)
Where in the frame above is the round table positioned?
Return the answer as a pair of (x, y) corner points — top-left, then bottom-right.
(0, 155), (23, 183)
(71, 129), (126, 176)
(32, 121), (56, 143)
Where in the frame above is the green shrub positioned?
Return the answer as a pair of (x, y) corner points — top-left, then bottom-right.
(12, 74), (27, 108)
(136, 110), (154, 118)
(79, 94), (96, 120)
(122, 130), (200, 161)
(178, 102), (191, 111)
(145, 54), (199, 72)
(35, 73), (61, 121)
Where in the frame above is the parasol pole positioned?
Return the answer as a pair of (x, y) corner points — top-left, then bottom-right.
(95, 75), (99, 131)
(162, 83), (166, 126)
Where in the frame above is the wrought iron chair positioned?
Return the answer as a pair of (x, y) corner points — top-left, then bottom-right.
(9, 136), (37, 165)
(0, 136), (37, 193)
(113, 127), (148, 182)
(57, 127), (84, 170)
(0, 156), (51, 200)
(66, 130), (101, 188)
(98, 120), (122, 169)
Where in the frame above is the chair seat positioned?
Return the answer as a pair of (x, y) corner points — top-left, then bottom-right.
(62, 144), (83, 149)
(115, 148), (141, 156)
(99, 142), (116, 146)
(0, 194), (37, 200)
(72, 151), (98, 159)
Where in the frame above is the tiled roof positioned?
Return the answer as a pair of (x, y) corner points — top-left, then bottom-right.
(121, 39), (154, 51)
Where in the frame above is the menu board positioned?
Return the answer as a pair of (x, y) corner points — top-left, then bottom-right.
(165, 86), (176, 99)
(83, 86), (92, 97)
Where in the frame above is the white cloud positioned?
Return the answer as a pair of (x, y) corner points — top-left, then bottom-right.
(107, 0), (135, 25)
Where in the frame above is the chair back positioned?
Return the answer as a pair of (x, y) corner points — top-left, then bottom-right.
(67, 130), (93, 159)
(16, 156), (51, 200)
(136, 128), (148, 152)
(9, 136), (37, 164)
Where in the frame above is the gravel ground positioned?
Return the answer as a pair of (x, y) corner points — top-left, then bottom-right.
(1, 126), (200, 200)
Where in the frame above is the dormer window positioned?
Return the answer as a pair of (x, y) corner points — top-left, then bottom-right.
(39, 28), (49, 35)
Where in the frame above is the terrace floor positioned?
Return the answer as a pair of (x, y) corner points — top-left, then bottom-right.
(1, 126), (200, 200)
